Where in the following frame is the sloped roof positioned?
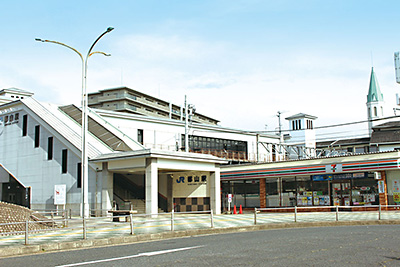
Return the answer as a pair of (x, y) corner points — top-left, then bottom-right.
(367, 67), (384, 102)
(21, 98), (113, 158)
(285, 113), (318, 120)
(0, 87), (34, 97)
(316, 137), (370, 148)
(370, 121), (400, 144)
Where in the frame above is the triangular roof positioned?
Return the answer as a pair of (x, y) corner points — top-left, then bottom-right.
(367, 67), (383, 102)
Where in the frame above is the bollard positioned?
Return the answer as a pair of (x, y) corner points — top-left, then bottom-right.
(51, 211), (54, 228)
(25, 220), (29, 245)
(130, 213), (134, 235)
(379, 204), (381, 220)
(62, 210), (66, 227)
(210, 209), (214, 228)
(294, 206), (297, 222)
(171, 208), (174, 232)
(69, 209), (72, 219)
(336, 206), (339, 221)
(254, 208), (257, 225)
(83, 217), (87, 240)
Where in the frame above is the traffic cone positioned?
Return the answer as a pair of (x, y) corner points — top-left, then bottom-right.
(239, 205), (243, 214)
(233, 205), (237, 214)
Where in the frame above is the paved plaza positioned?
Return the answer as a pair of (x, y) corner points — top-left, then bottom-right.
(1, 210), (400, 248)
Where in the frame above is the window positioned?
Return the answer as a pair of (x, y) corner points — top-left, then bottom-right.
(34, 125), (40, 147)
(374, 107), (377, 117)
(47, 137), (53, 160)
(22, 115), (27, 136)
(77, 163), (82, 188)
(62, 149), (68, 174)
(138, 129), (143, 145)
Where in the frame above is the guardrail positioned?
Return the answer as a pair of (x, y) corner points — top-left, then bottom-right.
(253, 205), (400, 225)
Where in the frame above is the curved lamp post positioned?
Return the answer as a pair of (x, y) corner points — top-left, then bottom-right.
(36, 27), (114, 239)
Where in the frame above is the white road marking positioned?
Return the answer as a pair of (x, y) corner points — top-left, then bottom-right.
(56, 245), (204, 267)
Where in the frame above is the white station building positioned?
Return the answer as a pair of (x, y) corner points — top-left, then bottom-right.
(0, 87), (281, 215)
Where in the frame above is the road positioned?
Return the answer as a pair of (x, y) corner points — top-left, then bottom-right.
(1, 225), (400, 266)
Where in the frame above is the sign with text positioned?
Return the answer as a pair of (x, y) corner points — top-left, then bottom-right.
(54, 184), (66, 205)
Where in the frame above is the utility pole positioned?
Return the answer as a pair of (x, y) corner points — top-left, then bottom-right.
(184, 95), (195, 153)
(185, 95), (189, 152)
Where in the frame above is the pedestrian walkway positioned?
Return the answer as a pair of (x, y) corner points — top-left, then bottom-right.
(1, 209), (400, 248)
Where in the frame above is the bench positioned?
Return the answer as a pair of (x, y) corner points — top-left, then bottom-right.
(107, 210), (138, 222)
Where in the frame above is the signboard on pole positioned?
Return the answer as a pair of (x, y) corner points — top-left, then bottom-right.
(54, 184), (66, 205)
(227, 194), (232, 203)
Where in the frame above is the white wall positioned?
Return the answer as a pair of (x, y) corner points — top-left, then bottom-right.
(0, 107), (97, 211)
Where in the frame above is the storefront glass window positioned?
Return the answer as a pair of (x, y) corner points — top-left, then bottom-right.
(266, 178), (279, 207)
(297, 177), (312, 206)
(312, 181), (330, 206)
(282, 177), (296, 206)
(352, 178), (379, 205)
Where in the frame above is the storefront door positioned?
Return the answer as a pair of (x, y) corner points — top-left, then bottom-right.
(332, 180), (351, 206)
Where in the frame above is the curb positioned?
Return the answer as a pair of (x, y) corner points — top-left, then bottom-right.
(1, 220), (399, 258)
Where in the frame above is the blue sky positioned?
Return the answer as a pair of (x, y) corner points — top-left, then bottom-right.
(1, 1), (400, 139)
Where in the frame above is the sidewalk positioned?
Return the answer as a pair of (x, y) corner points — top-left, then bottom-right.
(1, 210), (400, 258)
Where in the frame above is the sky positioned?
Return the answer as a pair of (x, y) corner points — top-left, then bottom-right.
(1, 0), (400, 141)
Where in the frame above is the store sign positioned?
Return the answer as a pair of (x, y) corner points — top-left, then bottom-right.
(312, 175), (332, 181)
(325, 164), (342, 173)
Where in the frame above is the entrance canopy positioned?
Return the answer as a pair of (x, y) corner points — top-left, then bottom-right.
(91, 149), (227, 214)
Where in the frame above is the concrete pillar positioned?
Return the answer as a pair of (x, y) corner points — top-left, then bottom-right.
(167, 174), (173, 212)
(145, 158), (158, 215)
(101, 163), (113, 215)
(210, 166), (221, 214)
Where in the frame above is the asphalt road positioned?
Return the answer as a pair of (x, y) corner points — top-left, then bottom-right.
(2, 225), (400, 266)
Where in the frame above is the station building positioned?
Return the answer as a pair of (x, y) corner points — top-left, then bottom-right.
(0, 88), (280, 215)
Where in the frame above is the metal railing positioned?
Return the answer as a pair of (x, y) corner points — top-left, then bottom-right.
(0, 209), (214, 245)
(253, 205), (400, 225)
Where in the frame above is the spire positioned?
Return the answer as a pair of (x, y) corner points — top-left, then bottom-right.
(367, 67), (384, 103)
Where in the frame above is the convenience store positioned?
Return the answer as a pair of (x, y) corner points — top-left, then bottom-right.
(221, 151), (400, 209)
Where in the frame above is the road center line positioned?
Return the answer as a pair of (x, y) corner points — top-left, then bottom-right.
(56, 245), (204, 267)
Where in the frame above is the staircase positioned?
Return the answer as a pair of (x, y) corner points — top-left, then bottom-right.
(113, 174), (166, 214)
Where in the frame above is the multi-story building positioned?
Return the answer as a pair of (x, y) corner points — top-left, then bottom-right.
(88, 87), (219, 126)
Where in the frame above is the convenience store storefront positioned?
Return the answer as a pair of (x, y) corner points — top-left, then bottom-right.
(221, 151), (400, 209)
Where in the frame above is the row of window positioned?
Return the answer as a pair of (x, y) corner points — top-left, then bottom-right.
(23, 115), (81, 187)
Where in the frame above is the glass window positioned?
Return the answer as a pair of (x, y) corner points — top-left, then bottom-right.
(282, 178), (296, 206)
(34, 125), (40, 148)
(266, 178), (279, 207)
(62, 149), (68, 174)
(297, 177), (312, 206)
(352, 178), (378, 205)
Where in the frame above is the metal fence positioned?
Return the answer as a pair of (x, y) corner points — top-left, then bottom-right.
(253, 205), (400, 225)
(0, 209), (214, 245)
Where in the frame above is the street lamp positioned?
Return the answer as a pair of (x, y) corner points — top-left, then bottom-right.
(36, 27), (114, 238)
